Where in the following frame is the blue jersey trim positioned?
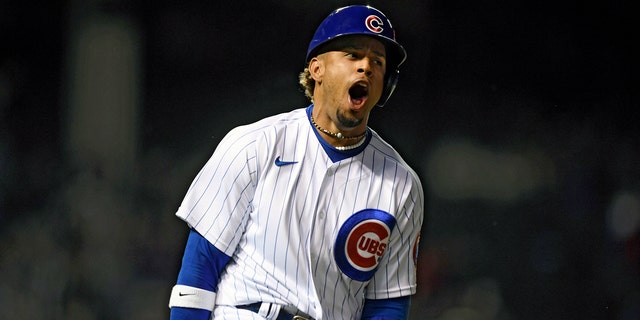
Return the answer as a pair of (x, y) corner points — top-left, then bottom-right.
(306, 105), (371, 162)
(362, 296), (411, 319)
(176, 229), (231, 291)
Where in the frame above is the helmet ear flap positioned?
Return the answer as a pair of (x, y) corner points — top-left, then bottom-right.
(376, 69), (399, 107)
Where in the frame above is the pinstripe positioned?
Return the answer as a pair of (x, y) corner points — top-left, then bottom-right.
(175, 107), (424, 319)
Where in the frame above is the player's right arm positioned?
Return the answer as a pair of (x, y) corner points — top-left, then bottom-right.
(169, 229), (231, 320)
(169, 121), (266, 318)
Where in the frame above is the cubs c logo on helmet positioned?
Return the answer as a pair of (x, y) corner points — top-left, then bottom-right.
(365, 15), (384, 34)
(334, 209), (397, 281)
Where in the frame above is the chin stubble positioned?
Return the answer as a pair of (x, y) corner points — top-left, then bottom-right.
(336, 109), (362, 128)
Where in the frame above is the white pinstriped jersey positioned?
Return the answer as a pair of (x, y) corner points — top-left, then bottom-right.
(176, 106), (424, 320)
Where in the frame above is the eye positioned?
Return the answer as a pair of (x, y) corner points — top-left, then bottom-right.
(346, 52), (359, 59)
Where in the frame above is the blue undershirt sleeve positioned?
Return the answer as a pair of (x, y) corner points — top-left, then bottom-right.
(176, 229), (230, 289)
(361, 296), (411, 320)
(170, 307), (211, 320)
(170, 229), (231, 320)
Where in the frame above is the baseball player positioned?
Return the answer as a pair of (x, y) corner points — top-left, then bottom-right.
(169, 5), (424, 320)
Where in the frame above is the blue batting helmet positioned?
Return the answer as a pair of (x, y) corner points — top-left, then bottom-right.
(306, 5), (407, 107)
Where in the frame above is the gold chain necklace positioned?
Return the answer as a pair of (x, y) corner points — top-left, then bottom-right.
(310, 115), (367, 140)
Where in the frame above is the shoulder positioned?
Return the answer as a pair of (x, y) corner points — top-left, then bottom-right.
(367, 129), (424, 195)
(219, 108), (308, 147)
(368, 130), (420, 175)
(227, 108), (307, 138)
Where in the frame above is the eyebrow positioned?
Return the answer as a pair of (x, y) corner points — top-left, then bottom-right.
(343, 45), (386, 59)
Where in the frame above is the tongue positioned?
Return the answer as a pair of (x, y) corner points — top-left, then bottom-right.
(351, 96), (365, 106)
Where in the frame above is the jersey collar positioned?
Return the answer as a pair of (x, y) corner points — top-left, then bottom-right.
(306, 105), (371, 163)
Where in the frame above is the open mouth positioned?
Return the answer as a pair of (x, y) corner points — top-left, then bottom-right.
(349, 82), (369, 107)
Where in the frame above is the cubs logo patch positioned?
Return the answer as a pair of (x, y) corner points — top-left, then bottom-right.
(365, 15), (384, 34)
(334, 209), (396, 281)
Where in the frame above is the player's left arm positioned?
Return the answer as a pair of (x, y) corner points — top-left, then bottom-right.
(361, 296), (411, 319)
(364, 169), (424, 320)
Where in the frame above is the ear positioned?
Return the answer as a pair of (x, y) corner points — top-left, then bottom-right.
(309, 57), (324, 83)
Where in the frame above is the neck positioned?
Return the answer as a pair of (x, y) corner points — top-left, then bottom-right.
(310, 115), (366, 141)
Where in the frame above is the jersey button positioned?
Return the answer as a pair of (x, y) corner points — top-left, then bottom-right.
(318, 211), (325, 219)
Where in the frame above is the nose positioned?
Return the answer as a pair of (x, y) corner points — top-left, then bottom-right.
(357, 58), (374, 77)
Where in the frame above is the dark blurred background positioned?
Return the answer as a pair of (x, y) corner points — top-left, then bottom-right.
(1, 0), (638, 319)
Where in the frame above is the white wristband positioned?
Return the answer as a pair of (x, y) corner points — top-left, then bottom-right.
(168, 285), (217, 310)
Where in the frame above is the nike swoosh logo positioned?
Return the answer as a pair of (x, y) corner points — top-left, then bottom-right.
(178, 292), (195, 296)
(274, 156), (298, 167)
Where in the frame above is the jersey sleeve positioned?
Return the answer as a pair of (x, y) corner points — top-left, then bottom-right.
(175, 125), (258, 256)
(366, 169), (424, 299)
